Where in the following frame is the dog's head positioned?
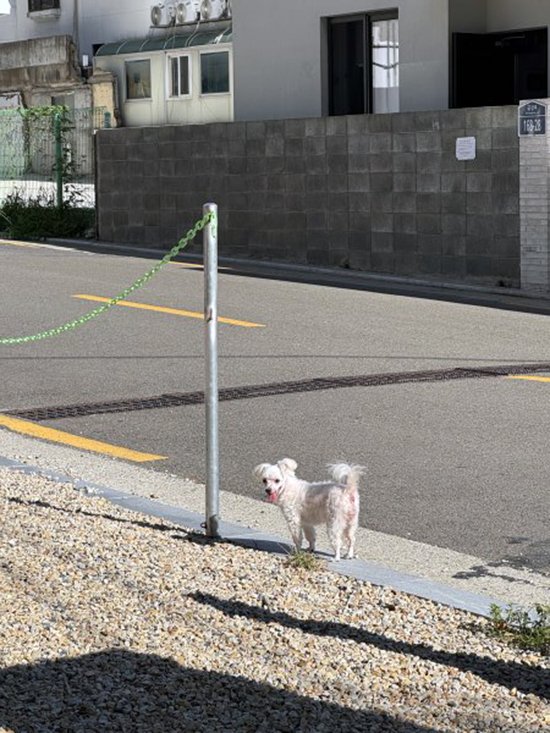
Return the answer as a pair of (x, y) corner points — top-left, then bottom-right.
(253, 458), (297, 503)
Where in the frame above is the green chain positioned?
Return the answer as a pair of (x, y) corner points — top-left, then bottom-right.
(0, 211), (215, 345)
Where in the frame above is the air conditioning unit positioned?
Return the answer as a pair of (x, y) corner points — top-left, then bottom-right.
(200, 0), (228, 22)
(150, 3), (163, 26)
(175, 1), (199, 24)
(150, 3), (176, 26)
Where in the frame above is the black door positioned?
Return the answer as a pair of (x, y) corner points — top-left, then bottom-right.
(452, 27), (548, 107)
(329, 18), (367, 115)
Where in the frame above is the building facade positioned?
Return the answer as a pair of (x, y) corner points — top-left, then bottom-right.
(232, 0), (550, 121)
(0, 0), (233, 126)
(1, 1), (549, 124)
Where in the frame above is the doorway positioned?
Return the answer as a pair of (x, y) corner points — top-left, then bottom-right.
(451, 27), (547, 107)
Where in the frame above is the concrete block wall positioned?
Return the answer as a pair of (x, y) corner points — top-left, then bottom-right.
(96, 105), (520, 287)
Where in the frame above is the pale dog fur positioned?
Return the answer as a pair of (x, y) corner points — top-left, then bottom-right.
(253, 458), (365, 561)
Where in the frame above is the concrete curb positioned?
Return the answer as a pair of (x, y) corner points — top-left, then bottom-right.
(45, 235), (550, 303)
(0, 454), (502, 618)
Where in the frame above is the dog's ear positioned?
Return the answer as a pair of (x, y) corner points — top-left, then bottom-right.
(278, 458), (297, 475)
(253, 463), (271, 479)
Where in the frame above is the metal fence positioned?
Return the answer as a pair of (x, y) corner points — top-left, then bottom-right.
(0, 106), (110, 208)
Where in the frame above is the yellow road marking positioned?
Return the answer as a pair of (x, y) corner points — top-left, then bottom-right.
(0, 414), (166, 463)
(73, 294), (265, 328)
(506, 375), (550, 383)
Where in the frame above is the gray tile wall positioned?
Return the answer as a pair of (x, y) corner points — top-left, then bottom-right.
(96, 105), (519, 287)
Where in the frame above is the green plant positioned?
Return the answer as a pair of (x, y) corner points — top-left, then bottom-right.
(488, 603), (550, 655)
(18, 105), (68, 177)
(284, 550), (325, 572)
(0, 189), (95, 240)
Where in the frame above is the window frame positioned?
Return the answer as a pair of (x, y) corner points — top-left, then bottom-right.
(199, 49), (231, 96)
(167, 53), (192, 99)
(125, 58), (152, 102)
(327, 9), (398, 116)
(28, 0), (60, 12)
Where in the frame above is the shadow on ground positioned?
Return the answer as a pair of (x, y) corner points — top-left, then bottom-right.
(0, 650), (440, 733)
(190, 592), (549, 700)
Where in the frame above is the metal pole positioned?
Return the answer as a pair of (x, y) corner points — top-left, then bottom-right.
(204, 203), (220, 538)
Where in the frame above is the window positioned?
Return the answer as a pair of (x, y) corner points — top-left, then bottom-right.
(327, 12), (399, 115)
(371, 17), (399, 114)
(28, 0), (60, 11)
(125, 59), (151, 100)
(169, 55), (191, 97)
(200, 51), (230, 94)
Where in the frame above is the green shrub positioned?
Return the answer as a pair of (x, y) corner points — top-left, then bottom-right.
(284, 550), (325, 572)
(488, 603), (550, 655)
(0, 190), (95, 241)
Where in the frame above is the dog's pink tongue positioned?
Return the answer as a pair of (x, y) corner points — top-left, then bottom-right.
(266, 493), (277, 503)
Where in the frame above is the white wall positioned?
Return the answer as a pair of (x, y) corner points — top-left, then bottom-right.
(231, 0), (450, 121)
(79, 1), (153, 59)
(0, 0), (73, 44)
(486, 0), (550, 31)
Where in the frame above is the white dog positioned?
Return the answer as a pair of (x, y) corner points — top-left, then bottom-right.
(253, 458), (365, 561)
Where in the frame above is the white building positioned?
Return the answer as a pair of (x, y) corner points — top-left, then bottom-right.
(232, 0), (549, 120)
(0, 1), (549, 125)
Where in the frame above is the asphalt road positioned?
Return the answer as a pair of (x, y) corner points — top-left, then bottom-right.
(1, 239), (549, 576)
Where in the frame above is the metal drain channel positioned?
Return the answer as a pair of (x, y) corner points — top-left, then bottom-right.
(6, 362), (550, 423)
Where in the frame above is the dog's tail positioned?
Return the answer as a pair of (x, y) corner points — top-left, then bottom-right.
(327, 463), (365, 492)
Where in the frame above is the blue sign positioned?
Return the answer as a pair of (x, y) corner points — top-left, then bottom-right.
(518, 101), (546, 136)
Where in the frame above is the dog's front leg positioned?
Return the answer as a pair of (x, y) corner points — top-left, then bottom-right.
(287, 522), (303, 551)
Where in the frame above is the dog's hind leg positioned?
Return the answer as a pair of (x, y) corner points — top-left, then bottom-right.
(327, 523), (342, 561)
(303, 524), (316, 552)
(344, 522), (356, 559)
(343, 509), (359, 558)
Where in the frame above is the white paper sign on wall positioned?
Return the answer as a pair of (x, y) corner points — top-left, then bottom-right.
(455, 136), (476, 161)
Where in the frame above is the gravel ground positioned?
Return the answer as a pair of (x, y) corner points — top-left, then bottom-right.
(1, 468), (548, 733)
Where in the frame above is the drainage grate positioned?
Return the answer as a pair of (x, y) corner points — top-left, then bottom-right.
(6, 363), (550, 422)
